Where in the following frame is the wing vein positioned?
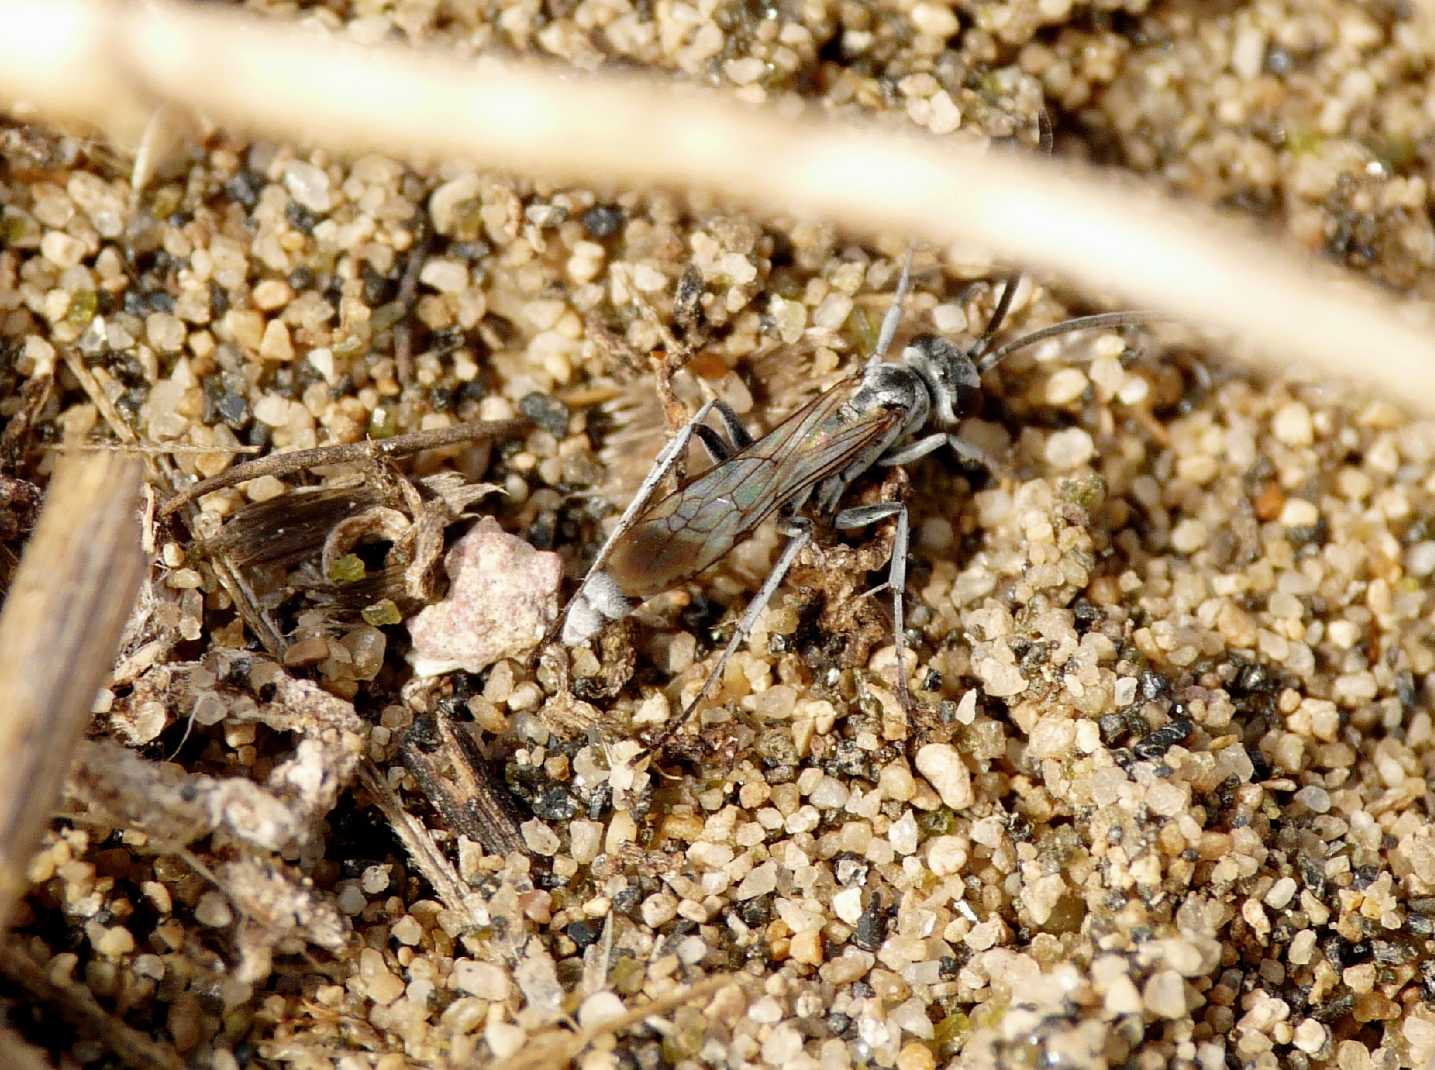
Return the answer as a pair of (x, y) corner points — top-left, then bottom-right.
(614, 379), (903, 587)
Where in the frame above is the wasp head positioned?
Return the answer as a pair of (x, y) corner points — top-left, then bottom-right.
(903, 334), (981, 431)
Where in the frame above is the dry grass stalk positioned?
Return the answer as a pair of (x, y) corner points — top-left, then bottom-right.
(1, 0), (1433, 413)
(157, 417), (528, 518)
(355, 760), (491, 932)
(0, 453), (145, 929)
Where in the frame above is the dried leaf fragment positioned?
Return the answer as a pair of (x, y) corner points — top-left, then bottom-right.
(407, 518), (562, 677)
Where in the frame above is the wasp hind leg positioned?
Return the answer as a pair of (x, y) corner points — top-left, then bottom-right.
(833, 501), (917, 712)
(646, 516), (813, 754)
(711, 398), (755, 451)
(692, 399), (756, 465)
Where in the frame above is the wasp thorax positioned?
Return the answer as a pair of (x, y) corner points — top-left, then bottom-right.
(904, 334), (981, 430)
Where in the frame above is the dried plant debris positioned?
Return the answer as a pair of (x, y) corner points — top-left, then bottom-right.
(401, 713), (527, 859)
(204, 481), (382, 571)
(214, 855), (348, 980)
(72, 654), (365, 855)
(199, 462), (501, 627)
(156, 417), (525, 519)
(11, 0), (1435, 1067)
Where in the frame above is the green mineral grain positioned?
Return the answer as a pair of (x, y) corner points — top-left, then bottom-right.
(369, 406), (398, 439)
(328, 553), (366, 583)
(362, 599), (402, 626)
(65, 289), (97, 330)
(932, 1010), (970, 1054)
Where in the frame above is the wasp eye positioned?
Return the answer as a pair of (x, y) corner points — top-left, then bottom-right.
(952, 378), (981, 417)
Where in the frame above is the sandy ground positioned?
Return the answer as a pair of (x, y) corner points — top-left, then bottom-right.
(4, 1), (1435, 1068)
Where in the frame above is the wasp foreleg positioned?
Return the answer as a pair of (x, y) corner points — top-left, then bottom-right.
(944, 435), (999, 474)
(870, 248), (915, 368)
(834, 501), (913, 710)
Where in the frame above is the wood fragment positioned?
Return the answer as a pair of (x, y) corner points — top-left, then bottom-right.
(355, 759), (490, 931)
(158, 418), (527, 517)
(400, 714), (526, 857)
(0, 453), (145, 931)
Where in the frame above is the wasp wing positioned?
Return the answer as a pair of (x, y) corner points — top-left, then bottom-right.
(605, 379), (903, 597)
(597, 339), (850, 509)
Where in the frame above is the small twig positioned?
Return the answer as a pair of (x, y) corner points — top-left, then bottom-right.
(158, 418), (527, 518)
(0, 453), (145, 930)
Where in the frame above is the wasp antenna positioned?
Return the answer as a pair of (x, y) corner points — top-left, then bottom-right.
(971, 119), (1049, 365)
(872, 247), (915, 365)
(969, 271), (1022, 362)
(976, 310), (1164, 376)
